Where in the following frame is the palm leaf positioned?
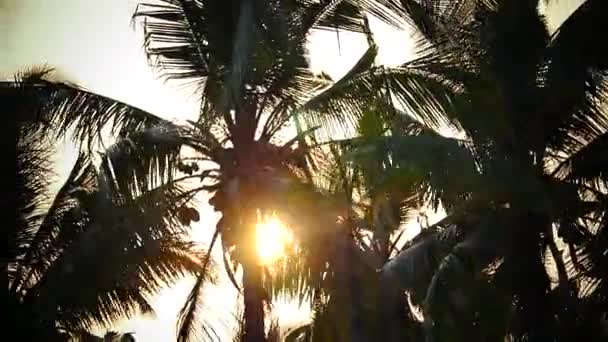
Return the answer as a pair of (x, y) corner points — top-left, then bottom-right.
(176, 226), (221, 342)
(100, 124), (189, 198)
(133, 0), (211, 85)
(380, 220), (462, 303)
(301, 41), (380, 135)
(22, 166), (213, 331)
(345, 132), (479, 210)
(2, 71), (170, 150)
(10, 152), (96, 294)
(302, 55), (461, 138)
(545, 0), (608, 151)
(265, 248), (323, 306)
(377, 0), (477, 45)
(38, 200), (209, 331)
(11, 122), (53, 264)
(552, 131), (608, 188)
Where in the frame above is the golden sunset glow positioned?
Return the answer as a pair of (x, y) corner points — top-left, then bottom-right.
(255, 217), (293, 265)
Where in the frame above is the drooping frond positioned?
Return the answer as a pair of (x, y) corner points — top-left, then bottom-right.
(380, 221), (462, 302)
(9, 152), (97, 294)
(303, 52), (462, 138)
(10, 147), (214, 333)
(176, 226), (221, 342)
(544, 0), (608, 151)
(548, 0), (608, 73)
(570, 208), (608, 302)
(100, 124), (189, 198)
(345, 131), (479, 211)
(378, 209), (516, 342)
(424, 213), (508, 340)
(265, 248), (322, 306)
(2, 71), (170, 150)
(30, 179), (214, 331)
(552, 131), (608, 188)
(12, 122), (54, 265)
(301, 42), (380, 136)
(50, 239), (196, 331)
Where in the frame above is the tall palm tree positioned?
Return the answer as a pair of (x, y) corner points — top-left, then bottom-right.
(335, 0), (608, 340)
(4, 69), (215, 340)
(95, 1), (439, 340)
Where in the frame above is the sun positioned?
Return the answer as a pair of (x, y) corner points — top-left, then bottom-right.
(255, 216), (293, 265)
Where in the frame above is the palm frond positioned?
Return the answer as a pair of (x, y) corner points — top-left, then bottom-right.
(100, 124), (189, 198)
(548, 0), (608, 77)
(301, 0), (366, 33)
(380, 210), (511, 341)
(572, 214), (608, 301)
(552, 131), (608, 188)
(3, 71), (170, 150)
(177, 226), (221, 342)
(133, 0), (211, 85)
(258, 72), (335, 142)
(545, 0), (608, 150)
(265, 248), (322, 306)
(10, 152), (96, 294)
(303, 55), (461, 138)
(380, 221), (462, 303)
(42, 225), (209, 331)
(22, 169), (212, 331)
(345, 132), (479, 210)
(376, 0), (477, 44)
(301, 41), (380, 136)
(12, 122), (53, 264)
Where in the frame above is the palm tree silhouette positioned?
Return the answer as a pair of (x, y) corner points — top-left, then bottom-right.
(274, 107), (432, 342)
(96, 1), (432, 340)
(4, 68), (215, 340)
(331, 0), (608, 340)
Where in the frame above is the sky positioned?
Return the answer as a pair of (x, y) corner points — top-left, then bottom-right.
(1, 0), (583, 340)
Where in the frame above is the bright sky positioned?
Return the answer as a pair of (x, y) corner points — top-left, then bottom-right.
(1, 0), (582, 340)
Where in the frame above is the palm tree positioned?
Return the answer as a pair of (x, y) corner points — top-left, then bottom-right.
(331, 0), (608, 340)
(100, 1), (439, 340)
(269, 108), (430, 342)
(5, 69), (215, 340)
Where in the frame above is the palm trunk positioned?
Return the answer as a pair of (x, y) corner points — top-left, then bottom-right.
(331, 226), (366, 342)
(234, 178), (266, 342)
(374, 236), (401, 342)
(506, 212), (556, 342)
(239, 201), (265, 342)
(242, 261), (265, 342)
(373, 200), (404, 341)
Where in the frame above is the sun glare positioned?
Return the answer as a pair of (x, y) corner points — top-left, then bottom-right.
(255, 217), (293, 265)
